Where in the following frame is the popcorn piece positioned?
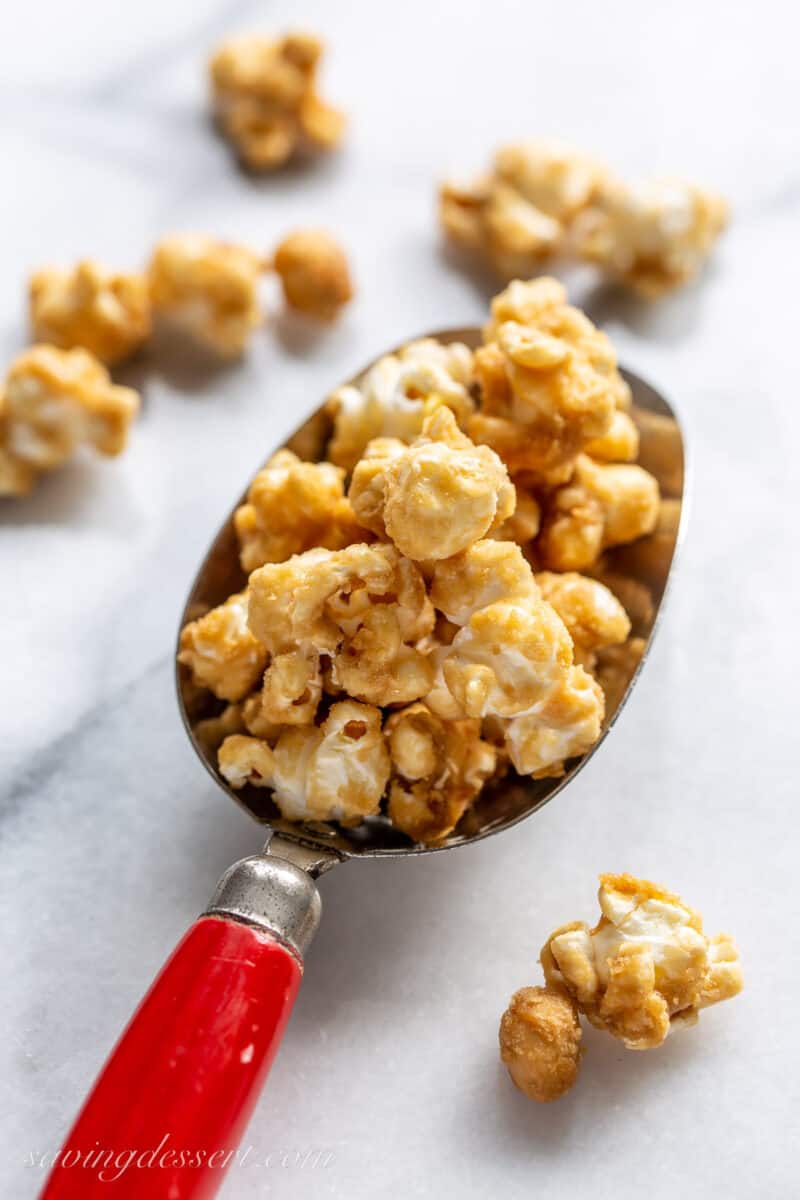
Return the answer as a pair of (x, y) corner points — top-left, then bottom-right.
(440, 140), (607, 277)
(499, 986), (582, 1102)
(541, 874), (743, 1049)
(573, 178), (729, 296)
(219, 701), (390, 824)
(209, 32), (345, 170)
(538, 454), (660, 572)
(29, 260), (151, 365)
(0, 345), (139, 493)
(327, 338), (474, 471)
(429, 539), (538, 627)
(385, 702), (496, 844)
(148, 234), (263, 356)
(273, 229), (353, 320)
(247, 542), (435, 706)
(500, 667), (604, 777)
(178, 591), (268, 702)
(258, 648), (322, 725)
(536, 572), (631, 671)
(234, 448), (366, 573)
(584, 408), (639, 463)
(349, 408), (515, 561)
(469, 278), (629, 479)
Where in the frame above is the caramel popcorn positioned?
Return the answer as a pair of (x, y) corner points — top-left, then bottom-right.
(178, 591), (268, 702)
(441, 140), (727, 295)
(541, 875), (743, 1049)
(499, 986), (582, 1102)
(327, 338), (475, 472)
(538, 454), (660, 572)
(219, 701), (390, 823)
(536, 572), (631, 671)
(468, 278), (629, 480)
(29, 260), (151, 365)
(440, 140), (606, 276)
(247, 542), (435, 707)
(349, 408), (515, 561)
(385, 702), (496, 844)
(573, 178), (729, 296)
(234, 448), (365, 574)
(209, 32), (345, 170)
(148, 234), (263, 356)
(0, 344), (139, 495)
(429, 539), (538, 627)
(273, 229), (353, 320)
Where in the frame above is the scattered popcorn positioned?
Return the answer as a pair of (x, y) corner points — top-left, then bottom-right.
(349, 408), (515, 560)
(538, 454), (660, 572)
(234, 448), (366, 573)
(273, 229), (353, 320)
(385, 702), (496, 843)
(327, 338), (475, 471)
(29, 260), (151, 365)
(441, 140), (727, 295)
(219, 701), (390, 823)
(499, 986), (582, 1102)
(0, 344), (139, 495)
(541, 874), (742, 1049)
(573, 179), (729, 296)
(209, 32), (345, 170)
(148, 234), (263, 356)
(536, 572), (631, 671)
(178, 591), (268, 702)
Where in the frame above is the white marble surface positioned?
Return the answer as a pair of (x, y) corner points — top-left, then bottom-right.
(1, 1), (798, 1196)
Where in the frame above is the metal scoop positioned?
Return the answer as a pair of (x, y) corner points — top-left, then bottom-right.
(41, 330), (685, 1200)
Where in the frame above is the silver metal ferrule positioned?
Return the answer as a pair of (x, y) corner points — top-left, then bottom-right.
(204, 855), (322, 960)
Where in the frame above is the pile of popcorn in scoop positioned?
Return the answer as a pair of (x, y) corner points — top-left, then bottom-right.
(440, 139), (728, 295)
(178, 277), (661, 844)
(1, 229), (353, 496)
(500, 874), (742, 1101)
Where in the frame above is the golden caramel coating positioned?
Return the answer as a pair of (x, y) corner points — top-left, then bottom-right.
(500, 667), (604, 778)
(573, 178), (729, 296)
(178, 591), (269, 702)
(248, 542), (435, 707)
(538, 454), (660, 571)
(234, 449), (365, 573)
(584, 408), (639, 463)
(258, 647), (322, 725)
(350, 408), (515, 561)
(327, 338), (474, 472)
(468, 278), (629, 480)
(273, 229), (353, 320)
(440, 141), (606, 277)
(429, 539), (538, 627)
(499, 986), (582, 1102)
(541, 874), (743, 1049)
(0, 344), (139, 495)
(536, 572), (631, 670)
(219, 701), (390, 823)
(385, 702), (496, 843)
(148, 234), (263, 356)
(29, 260), (151, 365)
(209, 32), (345, 170)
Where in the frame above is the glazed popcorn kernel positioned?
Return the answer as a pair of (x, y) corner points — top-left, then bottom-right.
(148, 234), (263, 357)
(573, 178), (729, 296)
(385, 702), (497, 844)
(584, 408), (639, 463)
(538, 454), (660, 572)
(209, 31), (345, 170)
(178, 591), (268, 702)
(536, 572), (631, 671)
(0, 344), (139, 491)
(541, 874), (743, 1050)
(429, 539), (539, 628)
(499, 986), (582, 1102)
(219, 701), (390, 824)
(500, 666), (604, 778)
(349, 408), (515, 561)
(273, 229), (353, 320)
(234, 448), (366, 574)
(327, 338), (475, 472)
(29, 260), (151, 365)
(257, 647), (323, 726)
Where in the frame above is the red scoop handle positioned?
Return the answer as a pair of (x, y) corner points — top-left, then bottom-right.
(40, 915), (302, 1199)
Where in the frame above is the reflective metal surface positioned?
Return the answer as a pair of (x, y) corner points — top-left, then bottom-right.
(176, 328), (685, 859)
